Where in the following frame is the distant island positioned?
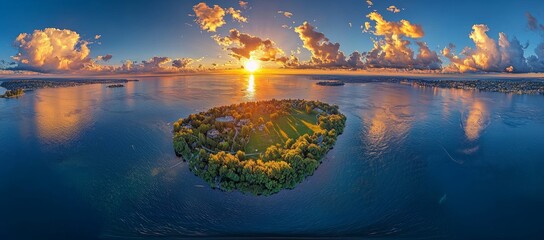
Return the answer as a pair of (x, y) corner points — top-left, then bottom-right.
(316, 80), (345, 86)
(0, 88), (24, 98)
(107, 84), (125, 88)
(172, 99), (346, 195)
(0, 78), (138, 92)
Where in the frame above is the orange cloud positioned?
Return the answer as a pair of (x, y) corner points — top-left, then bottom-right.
(193, 3), (226, 32)
(10, 28), (199, 74)
(386, 6), (401, 13)
(213, 29), (285, 62)
(227, 7), (248, 23)
(367, 12), (424, 38)
(442, 25), (529, 73)
(239, 1), (248, 9)
(294, 22), (347, 66)
(193, 2), (248, 32)
(278, 11), (293, 18)
(364, 12), (441, 70)
(12, 28), (93, 72)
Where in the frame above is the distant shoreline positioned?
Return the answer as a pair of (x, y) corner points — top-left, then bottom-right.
(0, 78), (138, 91)
(311, 75), (544, 95)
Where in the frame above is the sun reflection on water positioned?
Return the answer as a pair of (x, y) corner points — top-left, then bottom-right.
(245, 74), (255, 100)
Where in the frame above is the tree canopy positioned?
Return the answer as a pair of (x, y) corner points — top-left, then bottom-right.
(173, 99), (346, 195)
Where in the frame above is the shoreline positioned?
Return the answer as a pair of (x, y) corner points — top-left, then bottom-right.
(311, 75), (544, 95)
(0, 78), (138, 91)
(1, 75), (543, 96)
(0, 81), (6, 95)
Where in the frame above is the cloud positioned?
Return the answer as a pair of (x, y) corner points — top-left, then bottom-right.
(97, 54), (113, 62)
(172, 58), (194, 68)
(414, 42), (442, 70)
(366, 0), (373, 8)
(142, 56), (172, 71)
(12, 28), (95, 72)
(278, 11), (293, 18)
(526, 12), (539, 31)
(94, 34), (101, 40)
(193, 3), (247, 32)
(363, 12), (441, 70)
(364, 22), (371, 32)
(294, 22), (347, 66)
(239, 1), (248, 9)
(227, 7), (248, 23)
(9, 28), (200, 74)
(442, 24), (532, 73)
(213, 29), (285, 62)
(367, 12), (424, 38)
(193, 3), (226, 32)
(120, 56), (197, 73)
(386, 6), (401, 13)
(347, 51), (364, 68)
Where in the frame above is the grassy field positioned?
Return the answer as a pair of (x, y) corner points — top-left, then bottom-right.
(245, 109), (320, 154)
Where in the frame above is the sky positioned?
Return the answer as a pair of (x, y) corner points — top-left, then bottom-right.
(1, 0), (544, 74)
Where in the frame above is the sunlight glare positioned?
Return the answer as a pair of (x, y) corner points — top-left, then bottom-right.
(244, 59), (260, 73)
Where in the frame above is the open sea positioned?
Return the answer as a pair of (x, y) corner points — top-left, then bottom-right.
(1, 74), (543, 239)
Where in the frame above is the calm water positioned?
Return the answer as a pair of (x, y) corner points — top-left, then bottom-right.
(1, 75), (543, 239)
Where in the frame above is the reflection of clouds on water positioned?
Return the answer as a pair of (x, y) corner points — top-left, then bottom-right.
(433, 87), (490, 142)
(462, 100), (489, 141)
(6, 75), (544, 238)
(361, 88), (414, 158)
(34, 85), (102, 144)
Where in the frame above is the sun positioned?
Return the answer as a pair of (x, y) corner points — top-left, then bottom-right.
(244, 59), (260, 73)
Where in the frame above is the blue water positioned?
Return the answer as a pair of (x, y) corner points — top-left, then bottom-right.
(1, 75), (543, 239)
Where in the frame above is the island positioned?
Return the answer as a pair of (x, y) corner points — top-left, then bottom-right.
(316, 80), (345, 86)
(107, 84), (125, 88)
(0, 88), (24, 98)
(172, 99), (346, 195)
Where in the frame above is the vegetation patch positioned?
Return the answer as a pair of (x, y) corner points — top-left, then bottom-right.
(172, 99), (346, 195)
(0, 88), (24, 98)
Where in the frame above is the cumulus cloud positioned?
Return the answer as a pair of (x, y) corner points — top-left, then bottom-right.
(386, 6), (401, 13)
(278, 11), (293, 18)
(172, 58), (194, 68)
(11, 28), (95, 72)
(9, 28), (200, 74)
(97, 54), (113, 62)
(294, 22), (348, 66)
(193, 2), (247, 32)
(347, 51), (364, 68)
(193, 3), (226, 32)
(119, 57), (197, 73)
(441, 13), (544, 73)
(363, 12), (441, 70)
(227, 7), (248, 23)
(442, 24), (531, 72)
(213, 29), (285, 62)
(367, 12), (424, 38)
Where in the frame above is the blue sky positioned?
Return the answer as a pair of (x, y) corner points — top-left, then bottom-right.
(0, 0), (542, 72)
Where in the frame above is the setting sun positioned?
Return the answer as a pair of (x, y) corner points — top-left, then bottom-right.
(244, 59), (260, 73)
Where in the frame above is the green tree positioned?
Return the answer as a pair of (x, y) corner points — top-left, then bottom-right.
(236, 150), (246, 161)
